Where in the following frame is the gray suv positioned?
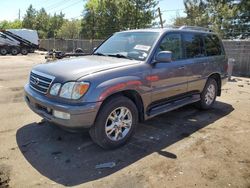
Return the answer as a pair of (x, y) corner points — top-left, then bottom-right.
(24, 26), (228, 149)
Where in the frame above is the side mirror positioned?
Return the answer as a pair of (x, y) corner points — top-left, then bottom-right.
(155, 51), (172, 63)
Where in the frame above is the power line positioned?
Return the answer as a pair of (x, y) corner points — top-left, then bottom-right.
(45, 0), (72, 10)
(47, 0), (84, 15)
(46, 0), (78, 12)
(161, 9), (184, 12)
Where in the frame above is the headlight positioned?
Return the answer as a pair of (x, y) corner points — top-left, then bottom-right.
(59, 82), (89, 99)
(72, 82), (90, 99)
(49, 83), (61, 96)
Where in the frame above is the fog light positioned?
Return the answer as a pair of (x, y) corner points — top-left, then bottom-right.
(53, 110), (70, 120)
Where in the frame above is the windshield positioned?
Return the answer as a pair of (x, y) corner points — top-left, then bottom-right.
(93, 31), (160, 61)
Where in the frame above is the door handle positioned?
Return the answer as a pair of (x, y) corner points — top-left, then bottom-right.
(178, 66), (185, 70)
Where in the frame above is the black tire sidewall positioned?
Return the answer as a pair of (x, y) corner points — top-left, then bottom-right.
(11, 48), (19, 55)
(91, 96), (138, 149)
(0, 48), (8, 55)
(21, 48), (28, 55)
(200, 78), (218, 109)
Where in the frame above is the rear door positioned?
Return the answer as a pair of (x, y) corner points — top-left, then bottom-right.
(203, 34), (227, 76)
(182, 32), (208, 93)
(150, 33), (188, 102)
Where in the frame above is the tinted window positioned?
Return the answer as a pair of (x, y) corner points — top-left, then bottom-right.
(183, 33), (204, 58)
(204, 34), (223, 56)
(157, 33), (182, 60)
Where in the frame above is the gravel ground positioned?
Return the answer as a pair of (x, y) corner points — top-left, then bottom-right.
(0, 54), (249, 188)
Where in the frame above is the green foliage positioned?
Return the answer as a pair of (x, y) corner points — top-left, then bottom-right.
(173, 0), (250, 39)
(22, 5), (37, 29)
(48, 13), (65, 38)
(81, 0), (159, 39)
(57, 19), (81, 39)
(0, 20), (22, 29)
(1, 0), (159, 39)
(22, 5), (66, 39)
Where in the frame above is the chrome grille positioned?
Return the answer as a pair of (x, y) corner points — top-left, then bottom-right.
(29, 70), (55, 94)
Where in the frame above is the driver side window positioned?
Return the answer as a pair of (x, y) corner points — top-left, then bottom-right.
(157, 33), (182, 61)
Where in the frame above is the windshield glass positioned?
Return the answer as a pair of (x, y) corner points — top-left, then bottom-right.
(94, 31), (160, 61)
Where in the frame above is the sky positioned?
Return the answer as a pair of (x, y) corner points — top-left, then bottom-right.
(0, 0), (186, 25)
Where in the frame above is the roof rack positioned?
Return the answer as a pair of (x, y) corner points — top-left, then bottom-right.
(179, 25), (213, 32)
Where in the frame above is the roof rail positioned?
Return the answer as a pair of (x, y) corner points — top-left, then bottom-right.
(179, 25), (213, 32)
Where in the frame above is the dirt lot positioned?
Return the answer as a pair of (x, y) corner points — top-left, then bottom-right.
(0, 54), (249, 188)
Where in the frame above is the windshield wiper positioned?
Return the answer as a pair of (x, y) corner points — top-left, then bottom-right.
(93, 52), (106, 56)
(107, 54), (133, 60)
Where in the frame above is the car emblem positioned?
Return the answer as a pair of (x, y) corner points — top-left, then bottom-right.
(34, 78), (40, 85)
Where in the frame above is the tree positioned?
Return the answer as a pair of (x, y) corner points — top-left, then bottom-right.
(22, 5), (37, 29)
(182, 0), (209, 27)
(57, 19), (81, 39)
(0, 20), (22, 29)
(173, 0), (249, 39)
(230, 0), (250, 39)
(22, 5), (66, 39)
(35, 8), (50, 38)
(81, 0), (159, 39)
(48, 12), (65, 38)
(129, 0), (158, 29)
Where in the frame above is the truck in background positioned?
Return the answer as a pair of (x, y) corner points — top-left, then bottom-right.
(0, 29), (39, 55)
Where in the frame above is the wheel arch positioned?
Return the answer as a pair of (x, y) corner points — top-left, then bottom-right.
(97, 89), (144, 122)
(208, 73), (221, 96)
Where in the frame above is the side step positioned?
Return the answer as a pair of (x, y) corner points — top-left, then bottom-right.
(148, 94), (201, 118)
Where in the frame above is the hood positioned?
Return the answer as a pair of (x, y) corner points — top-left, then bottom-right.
(33, 55), (139, 81)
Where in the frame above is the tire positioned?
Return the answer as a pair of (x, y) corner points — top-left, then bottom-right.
(75, 48), (84, 53)
(196, 78), (218, 110)
(0, 47), (8, 55)
(21, 48), (28, 55)
(30, 49), (35, 53)
(11, 47), (19, 55)
(89, 96), (138, 149)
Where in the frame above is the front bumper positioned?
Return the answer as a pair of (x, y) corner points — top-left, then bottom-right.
(24, 84), (101, 130)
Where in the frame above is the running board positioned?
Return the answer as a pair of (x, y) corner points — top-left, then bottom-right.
(148, 94), (201, 118)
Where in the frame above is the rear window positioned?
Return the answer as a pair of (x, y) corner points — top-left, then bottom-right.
(183, 33), (205, 58)
(204, 34), (223, 56)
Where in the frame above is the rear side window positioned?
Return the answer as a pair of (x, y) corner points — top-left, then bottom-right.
(183, 33), (204, 58)
(204, 34), (223, 56)
(157, 33), (182, 60)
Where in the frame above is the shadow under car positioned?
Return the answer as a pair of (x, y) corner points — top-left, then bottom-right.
(16, 101), (234, 186)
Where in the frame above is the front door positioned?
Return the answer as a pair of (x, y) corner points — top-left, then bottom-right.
(150, 33), (188, 102)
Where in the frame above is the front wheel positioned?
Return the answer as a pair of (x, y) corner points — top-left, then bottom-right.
(196, 78), (218, 110)
(89, 96), (138, 149)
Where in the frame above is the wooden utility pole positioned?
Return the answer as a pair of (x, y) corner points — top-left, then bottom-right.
(158, 7), (163, 28)
(18, 9), (21, 20)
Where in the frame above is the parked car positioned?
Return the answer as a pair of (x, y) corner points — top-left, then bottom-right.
(24, 26), (228, 149)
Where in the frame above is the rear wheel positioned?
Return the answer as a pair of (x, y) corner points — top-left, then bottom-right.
(196, 78), (218, 110)
(21, 48), (28, 55)
(89, 96), (138, 149)
(11, 47), (19, 55)
(0, 47), (8, 55)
